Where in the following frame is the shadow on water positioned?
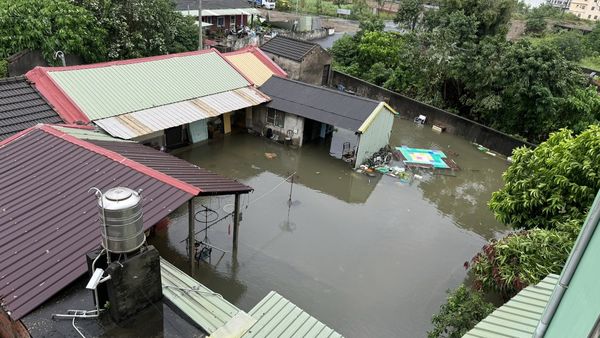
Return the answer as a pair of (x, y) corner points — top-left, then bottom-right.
(158, 117), (510, 337)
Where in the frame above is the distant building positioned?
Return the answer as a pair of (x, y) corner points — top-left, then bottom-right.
(547, 0), (571, 9)
(176, 0), (260, 33)
(260, 36), (332, 86)
(569, 0), (600, 20)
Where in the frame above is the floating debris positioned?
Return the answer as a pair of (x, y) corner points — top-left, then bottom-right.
(264, 152), (277, 159)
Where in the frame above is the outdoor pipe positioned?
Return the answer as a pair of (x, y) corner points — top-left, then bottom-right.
(534, 190), (600, 337)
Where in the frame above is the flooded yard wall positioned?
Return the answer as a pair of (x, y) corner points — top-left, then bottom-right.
(331, 71), (536, 156)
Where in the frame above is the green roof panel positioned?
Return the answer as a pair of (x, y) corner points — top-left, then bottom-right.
(463, 274), (559, 338)
(48, 52), (250, 120)
(245, 291), (344, 338)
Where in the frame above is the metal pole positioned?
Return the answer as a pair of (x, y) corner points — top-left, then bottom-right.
(233, 194), (240, 250)
(198, 0), (203, 50)
(288, 174), (294, 206)
(188, 198), (195, 274)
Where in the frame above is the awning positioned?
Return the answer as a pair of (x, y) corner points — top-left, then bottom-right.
(95, 87), (270, 139)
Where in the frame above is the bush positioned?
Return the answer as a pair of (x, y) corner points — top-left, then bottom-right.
(468, 220), (580, 298)
(428, 285), (495, 338)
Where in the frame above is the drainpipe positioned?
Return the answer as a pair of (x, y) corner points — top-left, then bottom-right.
(534, 190), (600, 337)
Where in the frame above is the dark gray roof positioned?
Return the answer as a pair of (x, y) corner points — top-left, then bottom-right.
(259, 76), (380, 131)
(0, 76), (62, 139)
(174, 0), (252, 10)
(260, 36), (319, 62)
(0, 126), (194, 320)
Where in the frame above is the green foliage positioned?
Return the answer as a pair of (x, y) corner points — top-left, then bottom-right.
(425, 0), (516, 38)
(358, 16), (385, 33)
(79, 0), (197, 60)
(586, 22), (600, 55)
(581, 55), (600, 71)
(394, 0), (423, 31)
(490, 125), (600, 230)
(0, 59), (7, 78)
(525, 14), (546, 35)
(0, 0), (107, 64)
(469, 220), (580, 297)
(428, 285), (495, 338)
(463, 40), (592, 142)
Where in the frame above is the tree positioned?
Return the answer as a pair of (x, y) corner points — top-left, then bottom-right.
(525, 14), (546, 35)
(489, 125), (600, 230)
(425, 0), (516, 38)
(78, 0), (198, 60)
(0, 0), (107, 64)
(394, 0), (423, 31)
(462, 40), (590, 142)
(428, 285), (495, 338)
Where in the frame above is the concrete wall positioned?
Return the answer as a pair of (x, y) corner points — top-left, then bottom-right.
(264, 47), (332, 86)
(278, 28), (329, 41)
(331, 71), (535, 156)
(355, 107), (395, 168)
(252, 106), (304, 145)
(6, 50), (81, 76)
(330, 127), (358, 159)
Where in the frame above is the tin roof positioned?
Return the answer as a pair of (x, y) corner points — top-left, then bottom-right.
(260, 36), (319, 62)
(224, 47), (288, 86)
(89, 139), (253, 195)
(463, 274), (559, 338)
(161, 258), (255, 335)
(94, 87), (270, 139)
(245, 291), (344, 338)
(0, 125), (197, 320)
(260, 76), (383, 131)
(25, 49), (252, 123)
(0, 76), (63, 140)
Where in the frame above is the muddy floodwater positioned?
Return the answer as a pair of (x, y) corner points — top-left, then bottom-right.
(152, 118), (509, 337)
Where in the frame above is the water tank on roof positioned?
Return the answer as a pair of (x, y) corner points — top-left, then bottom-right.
(98, 187), (145, 254)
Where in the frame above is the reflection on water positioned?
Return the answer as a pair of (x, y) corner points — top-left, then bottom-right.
(155, 118), (509, 337)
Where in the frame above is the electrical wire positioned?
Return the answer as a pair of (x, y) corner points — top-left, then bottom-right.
(246, 172), (296, 207)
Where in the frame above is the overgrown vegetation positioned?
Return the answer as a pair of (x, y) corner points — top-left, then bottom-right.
(331, 1), (600, 143)
(428, 285), (495, 338)
(0, 0), (198, 64)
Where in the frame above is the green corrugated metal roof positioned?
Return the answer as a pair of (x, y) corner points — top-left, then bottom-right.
(48, 52), (250, 121)
(160, 258), (245, 334)
(463, 274), (559, 338)
(244, 291), (344, 338)
(52, 125), (130, 142)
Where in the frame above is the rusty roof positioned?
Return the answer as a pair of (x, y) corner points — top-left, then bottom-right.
(89, 139), (253, 195)
(0, 126), (196, 320)
(0, 76), (63, 140)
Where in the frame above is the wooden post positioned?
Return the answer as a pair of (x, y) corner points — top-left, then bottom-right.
(233, 194), (240, 250)
(188, 198), (195, 274)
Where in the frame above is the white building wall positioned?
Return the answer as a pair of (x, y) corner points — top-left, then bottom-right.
(252, 106), (304, 145)
(329, 127), (358, 159)
(355, 107), (395, 168)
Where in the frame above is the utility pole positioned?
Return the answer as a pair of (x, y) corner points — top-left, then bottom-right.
(198, 0), (203, 50)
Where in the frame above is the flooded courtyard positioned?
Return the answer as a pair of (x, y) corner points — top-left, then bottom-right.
(151, 118), (509, 337)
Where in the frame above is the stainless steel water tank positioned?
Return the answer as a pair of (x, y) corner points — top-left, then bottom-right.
(98, 187), (145, 253)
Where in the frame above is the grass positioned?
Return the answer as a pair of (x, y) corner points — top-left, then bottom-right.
(580, 56), (600, 71)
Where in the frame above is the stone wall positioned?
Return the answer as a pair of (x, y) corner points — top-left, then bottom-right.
(264, 47), (331, 86)
(331, 71), (535, 156)
(277, 28), (329, 41)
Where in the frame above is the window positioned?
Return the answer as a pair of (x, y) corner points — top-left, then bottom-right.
(230, 15), (236, 29)
(217, 16), (224, 27)
(266, 108), (284, 128)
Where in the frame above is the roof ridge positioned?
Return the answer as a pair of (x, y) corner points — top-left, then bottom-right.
(266, 75), (381, 104)
(0, 75), (27, 84)
(213, 48), (255, 86)
(37, 125), (201, 195)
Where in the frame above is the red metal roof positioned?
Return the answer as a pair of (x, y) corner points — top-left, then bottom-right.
(89, 140), (253, 196)
(223, 46), (288, 78)
(0, 126), (196, 320)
